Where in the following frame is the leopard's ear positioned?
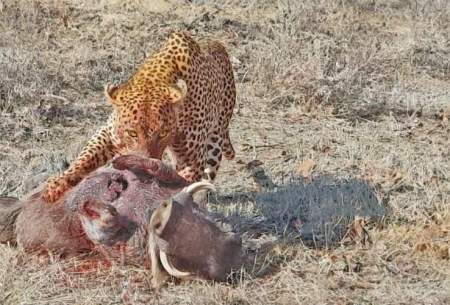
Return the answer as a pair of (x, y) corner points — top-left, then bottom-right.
(104, 84), (120, 106)
(167, 79), (187, 104)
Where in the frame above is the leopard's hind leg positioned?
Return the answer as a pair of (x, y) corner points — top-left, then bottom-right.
(186, 133), (223, 209)
(204, 132), (224, 182)
(221, 129), (235, 161)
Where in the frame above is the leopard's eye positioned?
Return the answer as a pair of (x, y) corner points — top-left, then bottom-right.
(159, 128), (170, 139)
(126, 129), (138, 138)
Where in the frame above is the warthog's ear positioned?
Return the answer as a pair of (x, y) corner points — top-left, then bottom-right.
(149, 200), (172, 236)
(167, 79), (187, 104)
(104, 84), (120, 107)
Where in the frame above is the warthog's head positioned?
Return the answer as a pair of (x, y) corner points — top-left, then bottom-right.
(148, 181), (244, 287)
(65, 155), (189, 260)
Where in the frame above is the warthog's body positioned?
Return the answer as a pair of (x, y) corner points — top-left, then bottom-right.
(0, 155), (244, 286)
(0, 155), (188, 264)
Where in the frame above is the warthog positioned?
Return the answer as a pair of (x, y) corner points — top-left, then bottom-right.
(0, 155), (188, 265)
(0, 154), (244, 286)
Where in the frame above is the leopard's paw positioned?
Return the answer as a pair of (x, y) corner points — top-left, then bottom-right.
(41, 176), (70, 203)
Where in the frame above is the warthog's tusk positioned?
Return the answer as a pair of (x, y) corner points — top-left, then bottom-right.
(159, 250), (191, 277)
(183, 181), (216, 195)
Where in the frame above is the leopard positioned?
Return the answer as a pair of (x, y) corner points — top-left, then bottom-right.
(42, 31), (236, 203)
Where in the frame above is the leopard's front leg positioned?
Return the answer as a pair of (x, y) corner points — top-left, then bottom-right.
(42, 126), (117, 203)
(177, 166), (204, 183)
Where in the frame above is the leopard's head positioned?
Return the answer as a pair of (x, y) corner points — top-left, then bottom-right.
(105, 81), (186, 159)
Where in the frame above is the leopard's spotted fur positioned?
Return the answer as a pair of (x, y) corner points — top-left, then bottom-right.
(42, 31), (235, 203)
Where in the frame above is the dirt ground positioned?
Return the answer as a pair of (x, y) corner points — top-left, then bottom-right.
(0, 0), (449, 304)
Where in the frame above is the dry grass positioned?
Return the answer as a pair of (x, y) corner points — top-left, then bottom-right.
(1, 0), (449, 304)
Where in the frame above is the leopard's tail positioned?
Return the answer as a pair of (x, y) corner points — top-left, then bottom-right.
(222, 131), (235, 160)
(0, 197), (23, 244)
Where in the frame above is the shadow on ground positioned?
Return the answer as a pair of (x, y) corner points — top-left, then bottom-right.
(209, 171), (388, 279)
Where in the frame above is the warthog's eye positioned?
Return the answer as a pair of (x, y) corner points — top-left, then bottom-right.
(126, 129), (138, 138)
